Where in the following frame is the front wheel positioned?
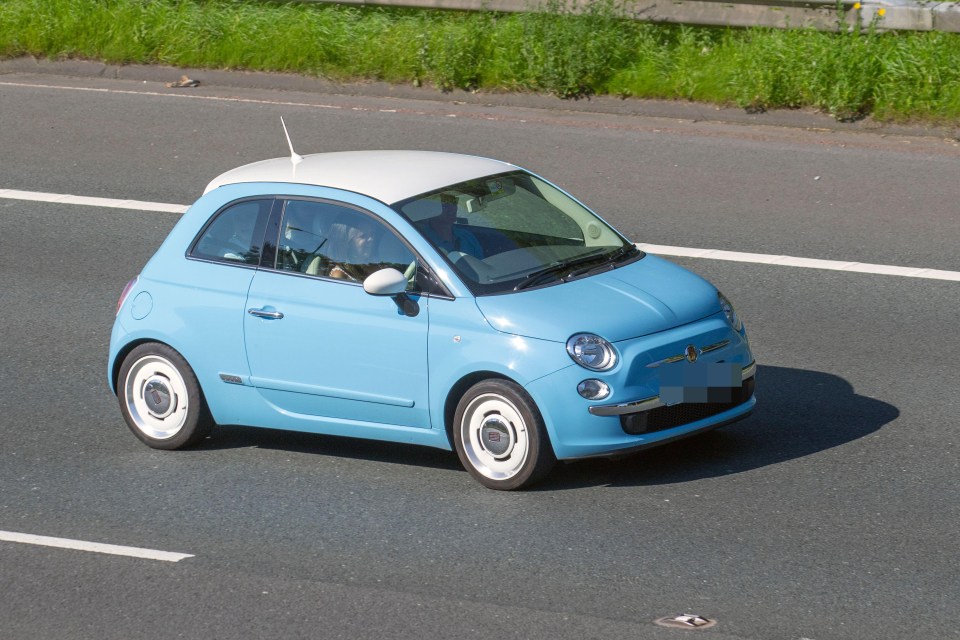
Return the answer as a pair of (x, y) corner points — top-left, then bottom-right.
(117, 343), (213, 450)
(453, 380), (555, 490)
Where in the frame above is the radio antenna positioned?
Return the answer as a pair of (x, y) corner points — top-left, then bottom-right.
(280, 117), (303, 166)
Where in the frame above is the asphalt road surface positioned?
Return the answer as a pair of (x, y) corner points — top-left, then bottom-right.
(1, 71), (958, 640)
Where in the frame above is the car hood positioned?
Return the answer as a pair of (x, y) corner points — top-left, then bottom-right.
(474, 255), (720, 343)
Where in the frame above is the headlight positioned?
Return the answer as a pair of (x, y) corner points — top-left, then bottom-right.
(566, 333), (618, 371)
(718, 292), (743, 331)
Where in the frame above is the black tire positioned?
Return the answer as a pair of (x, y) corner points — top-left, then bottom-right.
(117, 343), (214, 450)
(453, 379), (556, 490)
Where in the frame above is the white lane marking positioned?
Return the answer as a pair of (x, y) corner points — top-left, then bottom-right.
(2, 189), (958, 282)
(636, 243), (960, 281)
(0, 530), (194, 562)
(0, 188), (188, 213)
(0, 80), (348, 111)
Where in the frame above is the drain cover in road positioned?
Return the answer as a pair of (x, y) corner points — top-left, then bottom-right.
(654, 614), (717, 629)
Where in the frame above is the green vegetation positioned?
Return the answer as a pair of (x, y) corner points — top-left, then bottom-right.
(2, 0), (960, 122)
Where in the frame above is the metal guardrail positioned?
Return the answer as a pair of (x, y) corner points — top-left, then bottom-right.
(299, 0), (960, 32)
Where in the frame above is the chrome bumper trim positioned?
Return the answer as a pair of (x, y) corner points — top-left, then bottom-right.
(588, 360), (756, 417)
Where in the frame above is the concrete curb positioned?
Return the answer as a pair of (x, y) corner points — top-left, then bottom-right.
(3, 56), (958, 139)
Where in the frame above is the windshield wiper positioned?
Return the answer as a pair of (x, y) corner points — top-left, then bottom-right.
(513, 249), (609, 291)
(562, 244), (641, 279)
(514, 245), (641, 291)
(611, 243), (641, 263)
(512, 265), (566, 291)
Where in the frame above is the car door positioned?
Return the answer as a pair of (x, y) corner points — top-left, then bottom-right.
(176, 197), (274, 410)
(243, 198), (431, 430)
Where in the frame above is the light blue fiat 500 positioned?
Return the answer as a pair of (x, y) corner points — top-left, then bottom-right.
(109, 150), (755, 490)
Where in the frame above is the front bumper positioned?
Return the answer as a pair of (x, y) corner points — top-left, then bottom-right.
(593, 361), (755, 436)
(525, 313), (756, 460)
(588, 361), (755, 417)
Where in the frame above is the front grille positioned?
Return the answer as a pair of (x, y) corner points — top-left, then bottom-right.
(621, 377), (754, 435)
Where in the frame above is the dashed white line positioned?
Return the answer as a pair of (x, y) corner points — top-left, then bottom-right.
(2, 188), (958, 282)
(0, 530), (194, 562)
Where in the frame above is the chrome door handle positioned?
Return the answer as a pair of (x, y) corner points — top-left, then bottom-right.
(247, 308), (284, 320)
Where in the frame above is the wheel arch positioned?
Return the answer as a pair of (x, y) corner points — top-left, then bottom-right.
(442, 370), (515, 447)
(110, 338), (182, 395)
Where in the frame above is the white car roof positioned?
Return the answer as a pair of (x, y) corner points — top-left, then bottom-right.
(203, 150), (518, 204)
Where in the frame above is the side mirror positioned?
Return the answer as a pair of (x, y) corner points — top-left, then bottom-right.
(363, 268), (408, 296)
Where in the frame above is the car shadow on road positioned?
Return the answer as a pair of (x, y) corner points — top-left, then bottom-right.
(201, 422), (462, 472)
(539, 364), (899, 491)
(198, 364), (897, 488)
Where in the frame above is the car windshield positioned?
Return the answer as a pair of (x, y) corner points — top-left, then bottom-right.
(392, 171), (640, 295)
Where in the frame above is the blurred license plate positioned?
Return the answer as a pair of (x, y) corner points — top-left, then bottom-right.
(659, 363), (741, 405)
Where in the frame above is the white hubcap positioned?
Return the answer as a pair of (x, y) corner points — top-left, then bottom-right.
(461, 393), (529, 481)
(125, 355), (188, 440)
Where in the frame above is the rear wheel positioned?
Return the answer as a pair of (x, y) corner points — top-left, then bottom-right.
(453, 379), (555, 490)
(117, 343), (213, 450)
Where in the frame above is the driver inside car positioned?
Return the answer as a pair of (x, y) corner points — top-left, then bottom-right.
(417, 194), (484, 259)
(327, 214), (382, 282)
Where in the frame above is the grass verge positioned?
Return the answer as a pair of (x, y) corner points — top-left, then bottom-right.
(2, 0), (960, 123)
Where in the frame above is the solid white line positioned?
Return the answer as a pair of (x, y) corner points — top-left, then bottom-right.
(636, 243), (960, 281)
(2, 188), (957, 282)
(0, 530), (194, 562)
(0, 188), (188, 213)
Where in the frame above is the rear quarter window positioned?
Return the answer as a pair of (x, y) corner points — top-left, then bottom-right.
(190, 199), (273, 265)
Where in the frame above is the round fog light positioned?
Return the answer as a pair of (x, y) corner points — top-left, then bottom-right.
(578, 379), (611, 400)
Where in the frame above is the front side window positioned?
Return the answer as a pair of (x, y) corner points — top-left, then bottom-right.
(274, 199), (421, 290)
(190, 199), (272, 265)
(393, 171), (640, 295)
